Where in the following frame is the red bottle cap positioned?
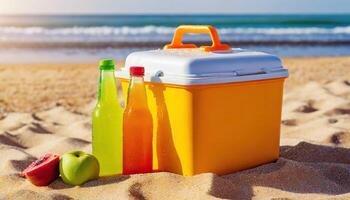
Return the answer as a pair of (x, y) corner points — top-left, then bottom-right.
(130, 66), (145, 76)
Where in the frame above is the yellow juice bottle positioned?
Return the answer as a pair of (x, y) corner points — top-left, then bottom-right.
(92, 59), (123, 176)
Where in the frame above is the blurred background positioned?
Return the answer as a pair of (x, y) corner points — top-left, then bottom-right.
(1, 1), (350, 199)
(0, 0), (350, 63)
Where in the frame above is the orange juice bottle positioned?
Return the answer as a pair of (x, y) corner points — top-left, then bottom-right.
(123, 66), (153, 174)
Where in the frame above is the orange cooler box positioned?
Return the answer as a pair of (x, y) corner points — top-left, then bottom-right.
(116, 25), (288, 176)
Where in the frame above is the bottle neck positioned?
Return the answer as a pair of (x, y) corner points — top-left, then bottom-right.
(126, 75), (148, 108)
(98, 69), (117, 102)
(130, 75), (144, 84)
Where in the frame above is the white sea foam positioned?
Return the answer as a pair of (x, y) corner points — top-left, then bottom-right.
(1, 25), (350, 35)
(0, 26), (175, 36)
(1, 25), (350, 43)
(220, 26), (350, 35)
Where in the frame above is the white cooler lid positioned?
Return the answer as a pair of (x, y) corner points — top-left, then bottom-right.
(116, 48), (288, 86)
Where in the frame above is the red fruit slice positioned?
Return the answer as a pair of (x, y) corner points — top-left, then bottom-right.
(21, 153), (60, 186)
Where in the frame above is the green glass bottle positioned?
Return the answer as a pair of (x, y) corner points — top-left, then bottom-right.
(92, 59), (123, 176)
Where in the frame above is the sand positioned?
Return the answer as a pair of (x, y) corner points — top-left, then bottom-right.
(0, 56), (350, 199)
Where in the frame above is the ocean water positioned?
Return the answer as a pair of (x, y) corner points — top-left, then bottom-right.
(0, 14), (350, 63)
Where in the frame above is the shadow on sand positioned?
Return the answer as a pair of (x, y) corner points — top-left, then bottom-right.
(48, 175), (130, 189)
(209, 142), (350, 199)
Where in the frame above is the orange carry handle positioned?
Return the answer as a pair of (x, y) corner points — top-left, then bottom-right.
(164, 25), (231, 52)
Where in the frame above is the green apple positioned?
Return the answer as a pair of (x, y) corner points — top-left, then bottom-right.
(59, 150), (99, 186)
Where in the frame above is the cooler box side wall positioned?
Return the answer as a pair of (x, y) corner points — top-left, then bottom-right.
(120, 77), (285, 176)
(192, 78), (285, 175)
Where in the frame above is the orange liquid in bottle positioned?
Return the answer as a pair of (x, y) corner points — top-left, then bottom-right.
(123, 67), (153, 174)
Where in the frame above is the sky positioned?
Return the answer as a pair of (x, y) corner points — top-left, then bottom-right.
(0, 0), (349, 15)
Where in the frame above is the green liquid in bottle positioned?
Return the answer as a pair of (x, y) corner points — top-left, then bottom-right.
(92, 60), (123, 176)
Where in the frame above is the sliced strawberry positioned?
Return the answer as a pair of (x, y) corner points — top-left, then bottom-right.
(21, 153), (60, 186)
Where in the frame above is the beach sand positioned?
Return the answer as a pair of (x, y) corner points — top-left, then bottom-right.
(0, 57), (350, 199)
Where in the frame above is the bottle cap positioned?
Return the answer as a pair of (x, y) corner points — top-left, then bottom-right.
(130, 66), (145, 76)
(99, 59), (115, 70)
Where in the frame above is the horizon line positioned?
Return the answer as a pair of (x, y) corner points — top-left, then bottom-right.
(1, 12), (350, 16)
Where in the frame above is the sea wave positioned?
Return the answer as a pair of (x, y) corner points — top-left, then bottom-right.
(1, 25), (350, 46)
(0, 26), (175, 35)
(2, 25), (350, 35)
(220, 26), (350, 34)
